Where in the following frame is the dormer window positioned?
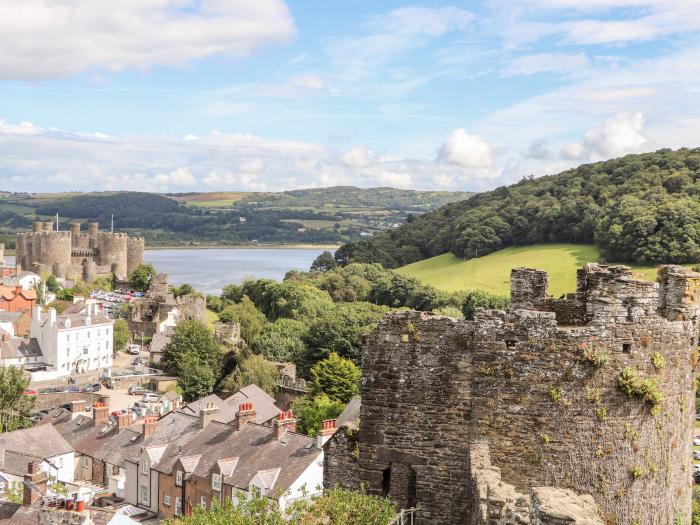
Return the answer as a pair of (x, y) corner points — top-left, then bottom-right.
(141, 459), (148, 475)
(176, 470), (183, 486)
(65, 319), (71, 328)
(212, 473), (221, 491)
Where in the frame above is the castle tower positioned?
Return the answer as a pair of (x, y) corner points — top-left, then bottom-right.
(337, 264), (700, 524)
(126, 236), (145, 277)
(98, 232), (128, 281)
(70, 222), (81, 245)
(88, 222), (99, 237)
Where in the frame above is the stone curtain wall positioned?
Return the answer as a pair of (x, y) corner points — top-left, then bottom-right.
(357, 313), (474, 523)
(342, 264), (700, 524)
(323, 426), (360, 491)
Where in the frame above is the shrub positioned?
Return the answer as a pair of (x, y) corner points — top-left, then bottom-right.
(618, 366), (664, 408)
(583, 344), (610, 367)
(651, 351), (665, 370)
(548, 387), (562, 404)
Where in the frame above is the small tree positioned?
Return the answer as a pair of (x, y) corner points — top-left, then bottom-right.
(309, 352), (360, 404)
(113, 318), (130, 355)
(311, 251), (337, 273)
(0, 367), (35, 432)
(129, 264), (156, 292)
(177, 354), (217, 402)
(45, 275), (60, 293)
(222, 354), (279, 396)
(218, 297), (266, 343)
(292, 394), (345, 436)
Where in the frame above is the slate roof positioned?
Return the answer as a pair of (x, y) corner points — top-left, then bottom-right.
(0, 311), (22, 323)
(51, 413), (146, 469)
(181, 385), (279, 425)
(0, 335), (42, 361)
(149, 415), (321, 499)
(336, 396), (361, 427)
(0, 502), (40, 525)
(0, 450), (43, 478)
(0, 424), (73, 466)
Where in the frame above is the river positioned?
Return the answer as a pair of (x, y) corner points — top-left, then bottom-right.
(4, 247), (328, 295)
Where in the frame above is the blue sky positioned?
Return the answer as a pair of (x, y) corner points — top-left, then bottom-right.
(1, 0), (699, 193)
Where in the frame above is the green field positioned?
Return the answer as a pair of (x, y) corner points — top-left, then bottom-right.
(397, 243), (690, 297)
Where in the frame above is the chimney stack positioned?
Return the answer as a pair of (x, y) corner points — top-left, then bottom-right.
(234, 402), (256, 430)
(93, 402), (109, 427)
(316, 419), (337, 449)
(23, 461), (47, 506)
(199, 402), (220, 430)
(117, 412), (131, 433)
(142, 416), (157, 440)
(274, 410), (296, 440)
(70, 399), (86, 418)
(0, 331), (8, 343)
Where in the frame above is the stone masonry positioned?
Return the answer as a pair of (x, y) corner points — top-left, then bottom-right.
(15, 221), (144, 282)
(325, 264), (700, 524)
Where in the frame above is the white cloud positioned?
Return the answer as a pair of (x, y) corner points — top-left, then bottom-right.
(0, 120), (503, 192)
(583, 112), (649, 158)
(341, 146), (375, 168)
(438, 129), (493, 169)
(0, 0), (296, 80)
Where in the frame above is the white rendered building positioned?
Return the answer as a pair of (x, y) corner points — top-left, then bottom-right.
(30, 300), (114, 376)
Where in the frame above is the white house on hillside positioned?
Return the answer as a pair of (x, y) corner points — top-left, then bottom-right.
(30, 300), (114, 377)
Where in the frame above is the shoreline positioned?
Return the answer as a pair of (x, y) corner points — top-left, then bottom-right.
(145, 243), (340, 251)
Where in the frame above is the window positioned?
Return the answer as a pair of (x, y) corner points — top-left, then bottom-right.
(58, 457), (64, 468)
(212, 473), (221, 491)
(200, 496), (206, 508)
(140, 484), (149, 505)
(163, 494), (171, 506)
(66, 334), (70, 341)
(97, 329), (101, 337)
(83, 346), (88, 355)
(83, 457), (89, 468)
(141, 459), (148, 475)
(623, 343), (632, 353)
(175, 470), (183, 486)
(175, 496), (182, 515)
(106, 340), (110, 350)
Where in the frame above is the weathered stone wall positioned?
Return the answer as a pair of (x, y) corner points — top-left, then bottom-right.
(356, 313), (473, 524)
(323, 425), (360, 491)
(334, 264), (700, 525)
(14, 224), (144, 283)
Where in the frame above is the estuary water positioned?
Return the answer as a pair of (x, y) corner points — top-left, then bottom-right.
(5, 247), (327, 295)
(144, 248), (327, 295)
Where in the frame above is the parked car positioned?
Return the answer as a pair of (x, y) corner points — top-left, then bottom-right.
(142, 392), (160, 403)
(694, 464), (700, 473)
(21, 389), (38, 395)
(128, 386), (147, 396)
(128, 344), (141, 355)
(63, 386), (81, 393)
(83, 383), (102, 392)
(693, 451), (700, 460)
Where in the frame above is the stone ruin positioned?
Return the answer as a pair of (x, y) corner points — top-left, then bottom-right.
(324, 264), (700, 524)
(128, 273), (205, 337)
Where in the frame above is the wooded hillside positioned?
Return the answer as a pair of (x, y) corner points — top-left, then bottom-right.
(336, 148), (700, 267)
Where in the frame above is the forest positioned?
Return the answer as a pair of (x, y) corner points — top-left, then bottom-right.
(336, 148), (700, 267)
(0, 187), (468, 246)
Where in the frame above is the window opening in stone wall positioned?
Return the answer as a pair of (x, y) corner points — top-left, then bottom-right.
(505, 340), (517, 349)
(407, 466), (417, 509)
(382, 467), (391, 497)
(622, 343), (632, 353)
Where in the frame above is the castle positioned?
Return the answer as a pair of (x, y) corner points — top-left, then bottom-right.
(324, 264), (700, 524)
(15, 221), (144, 282)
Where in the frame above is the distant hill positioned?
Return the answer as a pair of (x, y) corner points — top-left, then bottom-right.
(0, 187), (470, 246)
(336, 148), (700, 267)
(397, 243), (679, 297)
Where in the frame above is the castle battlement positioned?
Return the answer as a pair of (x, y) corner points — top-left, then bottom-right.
(326, 264), (700, 524)
(14, 221), (144, 282)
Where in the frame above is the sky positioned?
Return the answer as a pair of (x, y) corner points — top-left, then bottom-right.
(1, 0), (699, 193)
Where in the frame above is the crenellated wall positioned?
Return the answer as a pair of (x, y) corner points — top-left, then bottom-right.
(14, 222), (144, 282)
(329, 264), (700, 524)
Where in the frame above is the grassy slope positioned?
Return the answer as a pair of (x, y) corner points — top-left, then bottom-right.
(397, 243), (690, 297)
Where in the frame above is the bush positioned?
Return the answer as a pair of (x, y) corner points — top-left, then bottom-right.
(617, 366), (664, 408)
(462, 290), (509, 320)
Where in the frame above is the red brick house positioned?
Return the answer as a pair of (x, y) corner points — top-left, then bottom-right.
(0, 285), (36, 314)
